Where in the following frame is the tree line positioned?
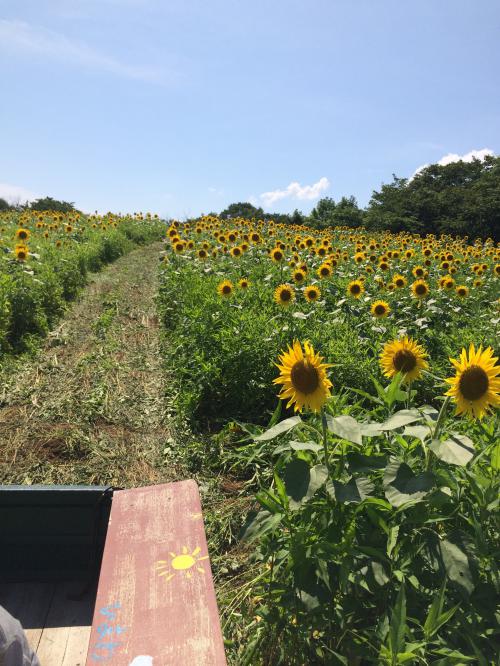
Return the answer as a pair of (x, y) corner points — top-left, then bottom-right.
(217, 156), (500, 241)
(0, 196), (78, 213)
(3, 156), (498, 240)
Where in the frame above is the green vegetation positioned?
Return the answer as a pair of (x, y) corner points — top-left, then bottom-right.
(0, 201), (498, 664)
(157, 215), (499, 664)
(0, 210), (164, 354)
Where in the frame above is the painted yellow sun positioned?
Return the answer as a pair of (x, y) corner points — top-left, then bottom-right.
(155, 546), (208, 582)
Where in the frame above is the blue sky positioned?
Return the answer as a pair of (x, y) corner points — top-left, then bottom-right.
(1, 0), (498, 218)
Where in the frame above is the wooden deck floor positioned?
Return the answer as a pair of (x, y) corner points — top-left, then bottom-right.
(0, 581), (95, 665)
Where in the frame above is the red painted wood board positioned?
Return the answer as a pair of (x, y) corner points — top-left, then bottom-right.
(85, 481), (227, 665)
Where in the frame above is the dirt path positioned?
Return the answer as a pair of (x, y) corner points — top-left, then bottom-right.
(0, 242), (173, 486)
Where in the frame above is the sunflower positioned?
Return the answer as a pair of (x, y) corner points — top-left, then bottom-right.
(16, 228), (30, 242)
(445, 344), (500, 419)
(197, 248), (208, 259)
(230, 246), (242, 258)
(412, 265), (425, 278)
(347, 279), (364, 298)
(238, 278), (250, 289)
(304, 285), (321, 302)
(393, 274), (407, 289)
(273, 340), (332, 412)
(411, 279), (429, 299)
(270, 247), (284, 263)
(292, 269), (306, 284)
(380, 336), (428, 383)
(274, 284), (295, 307)
(317, 264), (332, 279)
(455, 285), (469, 298)
(443, 277), (455, 290)
(15, 246), (29, 262)
(371, 300), (390, 318)
(217, 280), (233, 297)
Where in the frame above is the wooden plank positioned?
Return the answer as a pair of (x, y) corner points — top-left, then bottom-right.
(62, 625), (93, 666)
(86, 480), (227, 665)
(36, 582), (94, 666)
(0, 582), (55, 652)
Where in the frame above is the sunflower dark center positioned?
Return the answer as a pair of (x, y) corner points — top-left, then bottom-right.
(374, 304), (386, 315)
(280, 289), (291, 301)
(393, 349), (417, 373)
(458, 366), (489, 401)
(350, 284), (361, 294)
(222, 285), (231, 294)
(291, 360), (319, 394)
(415, 283), (427, 295)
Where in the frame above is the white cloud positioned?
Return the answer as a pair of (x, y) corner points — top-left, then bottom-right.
(412, 148), (495, 179)
(0, 19), (164, 83)
(0, 182), (38, 205)
(258, 177), (330, 208)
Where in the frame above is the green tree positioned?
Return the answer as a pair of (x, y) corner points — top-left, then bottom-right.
(309, 197), (337, 228)
(29, 197), (78, 213)
(309, 196), (364, 229)
(290, 208), (306, 225)
(220, 201), (264, 219)
(366, 156), (500, 240)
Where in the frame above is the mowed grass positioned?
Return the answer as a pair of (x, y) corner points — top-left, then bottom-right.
(0, 242), (174, 486)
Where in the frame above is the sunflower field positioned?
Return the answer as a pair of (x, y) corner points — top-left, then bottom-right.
(0, 209), (164, 355)
(158, 217), (500, 664)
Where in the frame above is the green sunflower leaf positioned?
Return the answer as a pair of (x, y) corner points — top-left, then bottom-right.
(254, 415), (302, 441)
(430, 434), (475, 466)
(326, 414), (362, 444)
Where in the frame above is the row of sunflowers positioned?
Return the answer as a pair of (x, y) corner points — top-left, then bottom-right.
(0, 210), (164, 353)
(158, 215), (499, 425)
(157, 216), (499, 664)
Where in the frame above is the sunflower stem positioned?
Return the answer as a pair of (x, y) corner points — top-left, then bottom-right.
(427, 397), (451, 470)
(321, 408), (330, 472)
(433, 396), (451, 441)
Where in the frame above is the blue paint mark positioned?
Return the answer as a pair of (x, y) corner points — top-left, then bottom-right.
(90, 602), (128, 661)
